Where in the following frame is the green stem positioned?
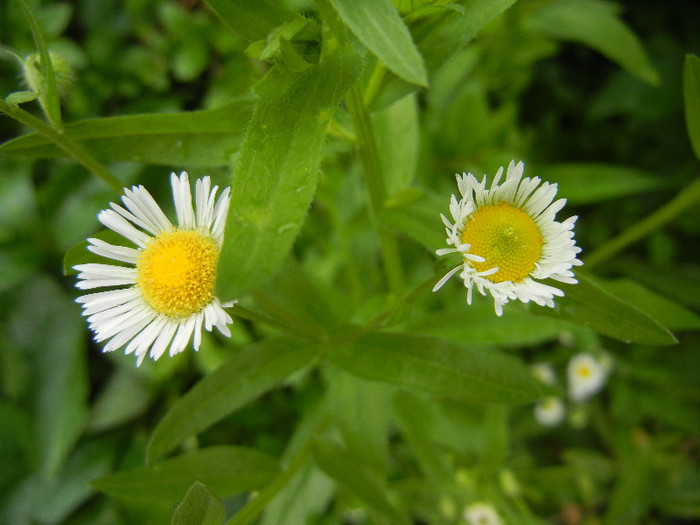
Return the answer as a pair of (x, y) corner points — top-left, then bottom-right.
(0, 100), (122, 192)
(345, 82), (404, 295)
(585, 177), (700, 269)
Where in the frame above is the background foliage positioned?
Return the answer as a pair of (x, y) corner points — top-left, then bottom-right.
(1, 0), (699, 524)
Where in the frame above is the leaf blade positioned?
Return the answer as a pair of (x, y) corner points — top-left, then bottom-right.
(147, 338), (317, 462)
(325, 331), (546, 404)
(329, 0), (428, 87)
(683, 54), (700, 160)
(216, 48), (361, 297)
(93, 446), (279, 502)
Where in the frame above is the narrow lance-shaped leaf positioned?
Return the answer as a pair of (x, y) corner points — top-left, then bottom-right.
(523, 0), (659, 85)
(147, 338), (317, 462)
(683, 54), (700, 160)
(216, 47), (361, 297)
(325, 331), (547, 404)
(329, 0), (428, 87)
(0, 100), (254, 167)
(540, 273), (677, 345)
(93, 446), (279, 502)
(373, 0), (517, 109)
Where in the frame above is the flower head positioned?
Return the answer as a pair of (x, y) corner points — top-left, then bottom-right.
(567, 352), (608, 402)
(433, 160), (582, 316)
(463, 502), (502, 525)
(534, 396), (566, 427)
(74, 172), (235, 365)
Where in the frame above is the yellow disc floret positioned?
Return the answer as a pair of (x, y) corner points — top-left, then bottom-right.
(136, 230), (219, 317)
(461, 203), (543, 283)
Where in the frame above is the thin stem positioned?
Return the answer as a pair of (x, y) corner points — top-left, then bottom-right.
(0, 100), (122, 192)
(345, 82), (405, 295)
(585, 177), (700, 269)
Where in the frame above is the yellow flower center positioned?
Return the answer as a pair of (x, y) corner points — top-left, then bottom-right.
(577, 365), (591, 378)
(136, 230), (219, 318)
(461, 203), (543, 283)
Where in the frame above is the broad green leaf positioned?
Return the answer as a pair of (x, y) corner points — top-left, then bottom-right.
(216, 48), (361, 297)
(93, 446), (279, 501)
(373, 93), (419, 196)
(312, 439), (410, 525)
(523, 0), (659, 85)
(373, 0), (517, 108)
(205, 0), (299, 43)
(541, 274), (677, 345)
(325, 331), (546, 403)
(147, 338), (317, 462)
(172, 482), (226, 525)
(0, 100), (254, 167)
(329, 0), (428, 87)
(538, 163), (663, 204)
(683, 54), (700, 160)
(326, 367), (390, 472)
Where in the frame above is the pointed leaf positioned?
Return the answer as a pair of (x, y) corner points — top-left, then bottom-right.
(0, 100), (254, 167)
(325, 331), (546, 403)
(172, 482), (226, 525)
(538, 163), (663, 204)
(93, 446), (279, 502)
(147, 339), (317, 462)
(329, 0), (428, 87)
(541, 274), (677, 345)
(217, 48), (361, 297)
(523, 0), (658, 85)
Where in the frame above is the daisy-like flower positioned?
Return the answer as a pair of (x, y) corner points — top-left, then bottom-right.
(433, 160), (582, 316)
(534, 396), (566, 427)
(530, 362), (558, 386)
(74, 172), (235, 366)
(567, 352), (608, 402)
(463, 502), (502, 525)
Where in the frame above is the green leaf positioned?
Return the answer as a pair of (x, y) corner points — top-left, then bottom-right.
(683, 54), (700, 160)
(312, 438), (410, 525)
(402, 304), (575, 347)
(147, 338), (317, 462)
(0, 100), (254, 167)
(373, 93), (419, 196)
(5, 91), (38, 104)
(599, 278), (700, 332)
(216, 48), (361, 297)
(93, 446), (279, 502)
(329, 0), (428, 87)
(172, 482), (226, 525)
(325, 331), (546, 404)
(523, 0), (659, 85)
(373, 0), (517, 108)
(326, 367), (390, 472)
(541, 273), (677, 345)
(205, 0), (300, 43)
(381, 189), (447, 252)
(538, 163), (663, 204)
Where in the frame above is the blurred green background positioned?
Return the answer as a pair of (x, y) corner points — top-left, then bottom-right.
(1, 0), (699, 524)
